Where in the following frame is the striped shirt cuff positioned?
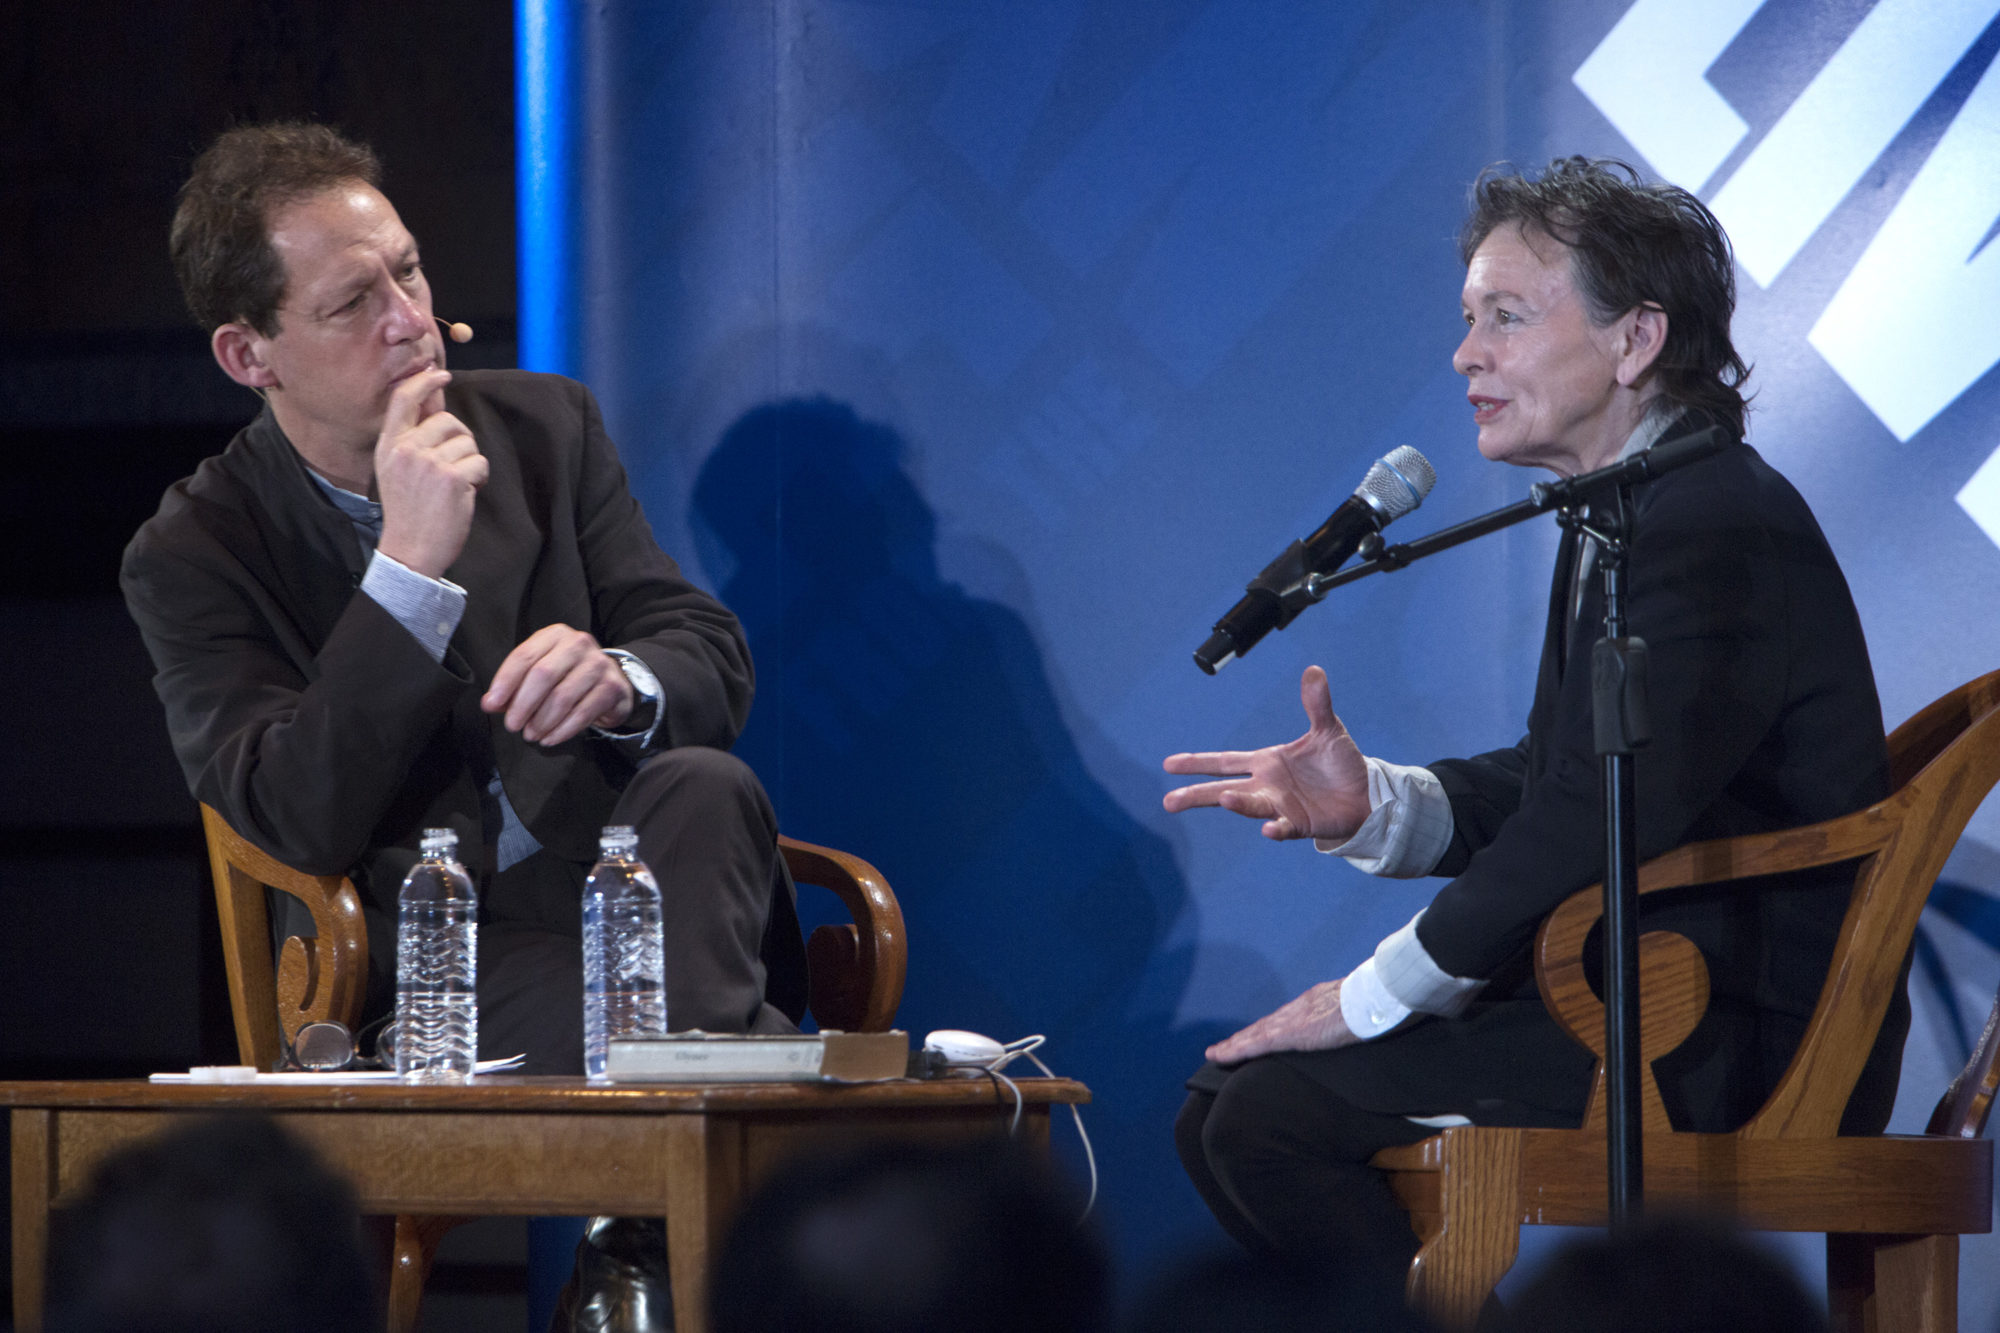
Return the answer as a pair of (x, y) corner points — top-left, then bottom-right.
(1340, 910), (1485, 1039)
(361, 551), (466, 663)
(1314, 757), (1453, 877)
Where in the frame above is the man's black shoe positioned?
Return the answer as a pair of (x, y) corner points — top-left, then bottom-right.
(548, 1215), (673, 1332)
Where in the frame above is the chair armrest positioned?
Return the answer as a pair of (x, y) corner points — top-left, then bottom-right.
(781, 836), (907, 1033)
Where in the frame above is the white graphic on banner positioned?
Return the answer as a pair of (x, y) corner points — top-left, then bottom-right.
(1575, 0), (2000, 547)
(1960, 445), (2000, 549)
(1572, 0), (1763, 188)
(1710, 0), (1998, 287)
(1810, 46), (2000, 445)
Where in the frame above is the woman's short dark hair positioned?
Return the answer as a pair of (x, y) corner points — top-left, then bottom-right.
(170, 122), (381, 336)
(1461, 157), (1750, 438)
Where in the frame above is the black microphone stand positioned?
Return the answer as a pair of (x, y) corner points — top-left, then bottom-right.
(1276, 425), (1727, 1225)
(1565, 488), (1647, 1226)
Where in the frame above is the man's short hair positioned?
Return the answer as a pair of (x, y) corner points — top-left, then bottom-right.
(1461, 157), (1751, 438)
(170, 122), (381, 336)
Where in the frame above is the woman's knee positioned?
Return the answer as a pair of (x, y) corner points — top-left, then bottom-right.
(1200, 1065), (1299, 1172)
(1175, 1091), (1216, 1173)
(1201, 1058), (1387, 1175)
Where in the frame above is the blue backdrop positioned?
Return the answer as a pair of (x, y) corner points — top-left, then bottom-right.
(519, 0), (2000, 1308)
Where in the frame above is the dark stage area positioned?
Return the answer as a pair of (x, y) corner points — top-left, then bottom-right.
(2, 4), (520, 1324)
(6, 1), (2000, 1325)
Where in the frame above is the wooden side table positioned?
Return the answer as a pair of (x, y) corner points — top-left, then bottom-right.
(3, 1075), (1090, 1332)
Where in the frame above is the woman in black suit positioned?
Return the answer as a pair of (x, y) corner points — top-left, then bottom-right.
(1162, 158), (1898, 1293)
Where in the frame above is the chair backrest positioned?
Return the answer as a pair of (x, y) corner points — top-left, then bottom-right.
(201, 803), (369, 1070)
(1533, 668), (2000, 1139)
(200, 807), (911, 1068)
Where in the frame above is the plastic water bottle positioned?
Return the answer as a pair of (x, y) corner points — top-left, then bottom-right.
(395, 828), (478, 1081)
(582, 825), (667, 1078)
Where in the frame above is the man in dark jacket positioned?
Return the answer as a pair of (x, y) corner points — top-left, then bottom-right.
(122, 123), (805, 1076)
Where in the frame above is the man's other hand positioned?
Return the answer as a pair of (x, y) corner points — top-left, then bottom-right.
(483, 625), (635, 746)
(1162, 665), (1372, 841)
(1206, 979), (1356, 1064)
(375, 367), (486, 578)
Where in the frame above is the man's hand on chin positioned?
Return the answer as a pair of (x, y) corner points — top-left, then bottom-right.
(374, 367), (485, 578)
(1205, 979), (1357, 1065)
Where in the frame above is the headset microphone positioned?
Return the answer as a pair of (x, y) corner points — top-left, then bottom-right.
(434, 315), (474, 344)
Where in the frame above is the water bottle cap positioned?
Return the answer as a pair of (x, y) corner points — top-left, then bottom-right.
(600, 824), (639, 855)
(420, 827), (458, 856)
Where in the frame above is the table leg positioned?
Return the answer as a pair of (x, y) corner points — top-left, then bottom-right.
(11, 1109), (55, 1333)
(385, 1213), (465, 1333)
(662, 1114), (744, 1333)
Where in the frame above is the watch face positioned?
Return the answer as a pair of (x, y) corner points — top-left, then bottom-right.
(615, 653), (659, 698)
(605, 653), (660, 741)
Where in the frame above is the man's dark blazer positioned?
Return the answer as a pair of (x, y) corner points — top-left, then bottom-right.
(1241, 419), (1903, 1135)
(121, 370), (786, 990)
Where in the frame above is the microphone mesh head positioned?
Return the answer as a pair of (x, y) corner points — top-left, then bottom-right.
(1355, 446), (1437, 519)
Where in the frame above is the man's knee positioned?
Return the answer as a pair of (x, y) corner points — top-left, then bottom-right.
(632, 744), (758, 795)
(624, 746), (774, 831)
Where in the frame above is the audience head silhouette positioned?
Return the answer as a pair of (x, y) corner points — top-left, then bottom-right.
(1125, 1248), (1435, 1332)
(44, 1113), (374, 1333)
(711, 1137), (1108, 1333)
(1502, 1215), (1825, 1333)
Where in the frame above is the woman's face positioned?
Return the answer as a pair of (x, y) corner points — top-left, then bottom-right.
(1453, 224), (1659, 477)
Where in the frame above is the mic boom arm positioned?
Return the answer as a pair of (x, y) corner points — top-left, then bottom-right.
(1307, 426), (1728, 599)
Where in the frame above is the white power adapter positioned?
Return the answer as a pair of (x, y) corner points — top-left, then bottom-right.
(922, 1029), (1008, 1067)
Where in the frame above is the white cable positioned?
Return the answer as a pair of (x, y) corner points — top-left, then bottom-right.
(942, 1031), (1097, 1224)
(985, 1066), (1024, 1135)
(986, 1033), (1045, 1074)
(1023, 1050), (1097, 1222)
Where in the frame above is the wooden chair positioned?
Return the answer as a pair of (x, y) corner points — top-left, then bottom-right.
(199, 803), (908, 1330)
(1372, 668), (2000, 1332)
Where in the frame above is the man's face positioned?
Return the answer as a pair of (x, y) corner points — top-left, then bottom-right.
(251, 183), (444, 456)
(1453, 224), (1640, 477)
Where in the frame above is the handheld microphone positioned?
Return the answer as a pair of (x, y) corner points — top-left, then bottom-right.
(1194, 446), (1436, 674)
(434, 315), (474, 344)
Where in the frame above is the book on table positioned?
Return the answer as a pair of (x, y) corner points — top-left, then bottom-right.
(603, 1030), (909, 1083)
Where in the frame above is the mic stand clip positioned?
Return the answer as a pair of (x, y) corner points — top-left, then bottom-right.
(1303, 532), (1402, 599)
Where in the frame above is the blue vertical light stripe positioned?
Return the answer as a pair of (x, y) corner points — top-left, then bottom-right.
(517, 0), (572, 375)
(514, 8), (579, 1280)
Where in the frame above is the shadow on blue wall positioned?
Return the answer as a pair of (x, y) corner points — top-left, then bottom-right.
(692, 397), (1245, 1254)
